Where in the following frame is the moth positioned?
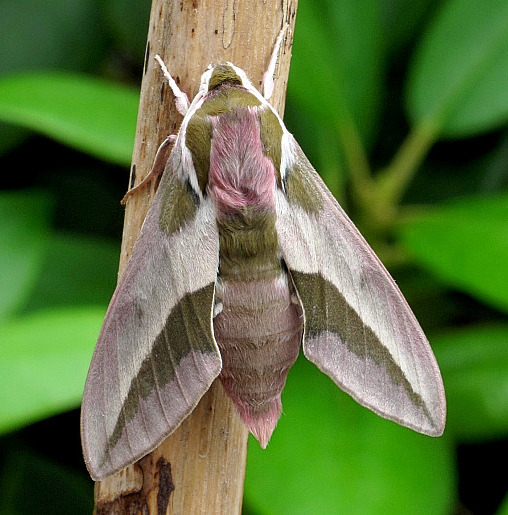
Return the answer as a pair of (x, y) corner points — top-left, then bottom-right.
(81, 29), (446, 481)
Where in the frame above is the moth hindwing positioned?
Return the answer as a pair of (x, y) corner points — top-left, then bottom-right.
(81, 29), (446, 481)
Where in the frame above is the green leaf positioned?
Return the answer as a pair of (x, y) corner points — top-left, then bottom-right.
(103, 0), (151, 62)
(433, 324), (508, 440)
(0, 307), (104, 434)
(0, 72), (138, 164)
(0, 0), (106, 75)
(382, 0), (441, 56)
(286, 0), (384, 194)
(244, 358), (454, 514)
(406, 0), (508, 138)
(0, 441), (93, 513)
(0, 190), (53, 321)
(289, 0), (384, 144)
(0, 124), (29, 155)
(22, 233), (119, 313)
(497, 492), (508, 515)
(398, 194), (508, 313)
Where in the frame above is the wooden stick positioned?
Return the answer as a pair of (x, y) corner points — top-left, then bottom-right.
(94, 0), (297, 513)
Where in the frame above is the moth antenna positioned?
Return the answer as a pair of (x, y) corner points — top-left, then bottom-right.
(154, 54), (190, 115)
(262, 24), (289, 100)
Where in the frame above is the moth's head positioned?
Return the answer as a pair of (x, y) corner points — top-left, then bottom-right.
(199, 63), (252, 93)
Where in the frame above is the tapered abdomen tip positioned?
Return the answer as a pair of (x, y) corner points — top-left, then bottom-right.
(233, 397), (282, 448)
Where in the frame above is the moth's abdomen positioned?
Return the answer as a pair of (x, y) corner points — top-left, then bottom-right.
(214, 270), (302, 447)
(212, 183), (303, 448)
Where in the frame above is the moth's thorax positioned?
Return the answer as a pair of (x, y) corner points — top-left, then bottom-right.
(208, 108), (276, 214)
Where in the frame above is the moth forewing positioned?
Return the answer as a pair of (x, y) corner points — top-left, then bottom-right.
(275, 140), (446, 437)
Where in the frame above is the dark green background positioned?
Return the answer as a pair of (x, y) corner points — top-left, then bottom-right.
(0, 0), (507, 513)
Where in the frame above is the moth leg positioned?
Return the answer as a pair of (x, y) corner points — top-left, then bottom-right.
(121, 135), (175, 204)
(261, 24), (289, 100)
(155, 54), (190, 115)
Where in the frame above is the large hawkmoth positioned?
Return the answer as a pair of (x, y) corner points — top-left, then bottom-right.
(81, 29), (446, 481)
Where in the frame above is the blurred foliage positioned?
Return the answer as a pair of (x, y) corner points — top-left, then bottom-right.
(0, 0), (507, 513)
(0, 73), (138, 164)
